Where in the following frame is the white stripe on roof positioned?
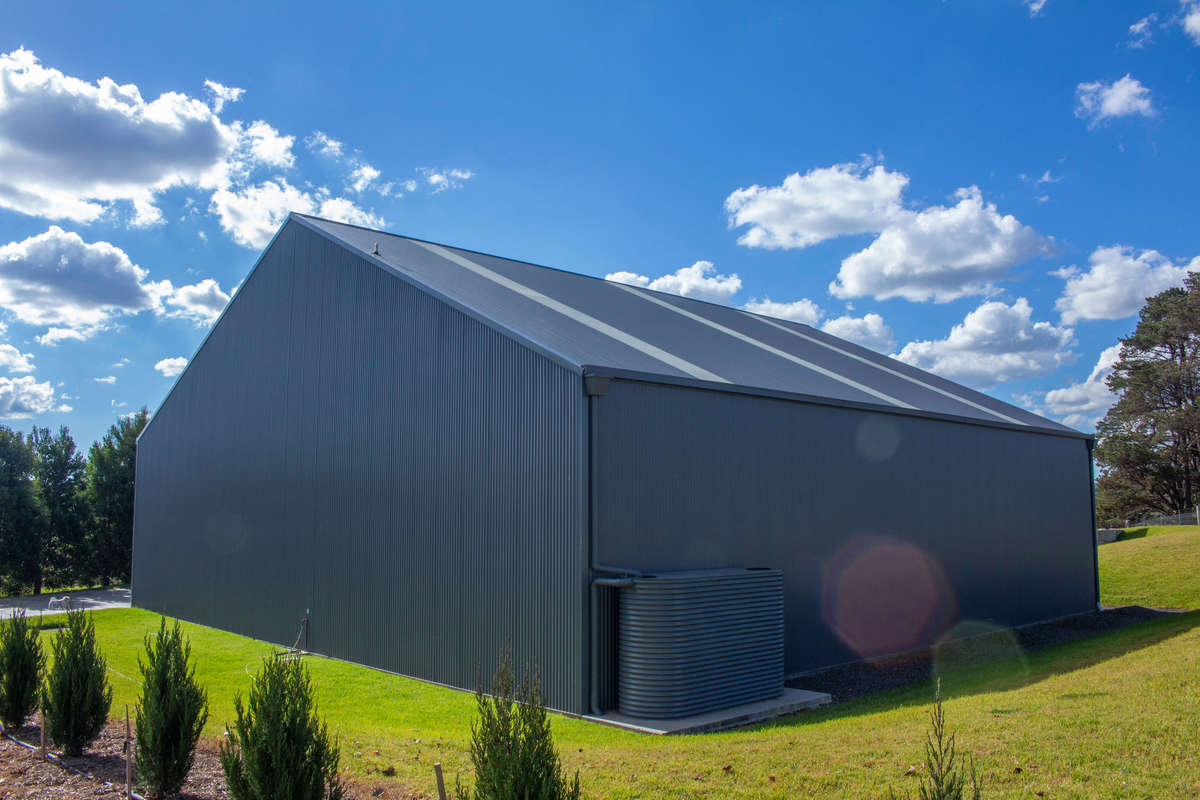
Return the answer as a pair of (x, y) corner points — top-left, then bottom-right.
(412, 241), (730, 384)
(748, 314), (1029, 427)
(615, 284), (914, 409)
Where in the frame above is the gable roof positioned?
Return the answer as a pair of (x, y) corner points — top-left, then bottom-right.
(291, 214), (1085, 439)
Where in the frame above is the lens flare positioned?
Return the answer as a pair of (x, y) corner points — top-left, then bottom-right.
(821, 534), (957, 659)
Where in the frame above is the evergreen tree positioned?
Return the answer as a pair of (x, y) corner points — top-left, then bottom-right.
(1095, 273), (1200, 520)
(86, 408), (149, 584)
(30, 426), (90, 590)
(0, 609), (44, 732)
(136, 618), (209, 798)
(0, 426), (41, 594)
(42, 608), (113, 756)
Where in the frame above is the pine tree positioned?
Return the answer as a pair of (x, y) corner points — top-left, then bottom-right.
(0, 609), (44, 732)
(219, 654), (343, 800)
(41, 608), (112, 756)
(135, 618), (209, 798)
(457, 651), (580, 800)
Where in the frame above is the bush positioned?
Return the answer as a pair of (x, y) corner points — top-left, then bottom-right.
(219, 654), (343, 800)
(135, 618), (209, 798)
(41, 607), (112, 756)
(456, 650), (580, 800)
(890, 679), (983, 800)
(0, 609), (44, 731)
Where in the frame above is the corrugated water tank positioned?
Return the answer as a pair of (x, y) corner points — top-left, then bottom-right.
(617, 567), (784, 718)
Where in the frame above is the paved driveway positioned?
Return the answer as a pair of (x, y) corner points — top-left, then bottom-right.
(0, 588), (131, 619)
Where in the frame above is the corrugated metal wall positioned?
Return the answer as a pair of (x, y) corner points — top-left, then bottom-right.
(591, 378), (1097, 676)
(133, 222), (589, 712)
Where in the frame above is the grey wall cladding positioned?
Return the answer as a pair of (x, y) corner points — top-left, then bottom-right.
(592, 378), (1096, 676)
(133, 222), (589, 712)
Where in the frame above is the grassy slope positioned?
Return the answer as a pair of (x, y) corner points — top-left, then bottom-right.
(1100, 526), (1200, 609)
(36, 607), (1200, 800)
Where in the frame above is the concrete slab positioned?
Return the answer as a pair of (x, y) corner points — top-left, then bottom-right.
(584, 687), (831, 734)
(0, 588), (131, 619)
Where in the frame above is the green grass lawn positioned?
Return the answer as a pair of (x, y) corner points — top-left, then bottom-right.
(1099, 525), (1200, 610)
(31, 604), (1200, 799)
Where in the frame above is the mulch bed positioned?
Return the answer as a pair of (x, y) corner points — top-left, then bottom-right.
(788, 605), (1181, 703)
(0, 721), (417, 800)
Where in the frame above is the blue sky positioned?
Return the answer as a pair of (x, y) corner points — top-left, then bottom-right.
(1, 1), (1198, 446)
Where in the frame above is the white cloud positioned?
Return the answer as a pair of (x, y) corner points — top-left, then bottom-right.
(236, 120), (294, 170)
(0, 344), (35, 373)
(1128, 14), (1157, 48)
(742, 297), (823, 325)
(831, 186), (1048, 302)
(0, 226), (168, 336)
(1036, 170), (1060, 184)
(724, 156), (907, 249)
(163, 278), (231, 325)
(895, 298), (1075, 388)
(305, 131), (344, 158)
(209, 179), (384, 249)
(1053, 245), (1199, 323)
(419, 167), (475, 193)
(154, 356), (187, 378)
(93, 375), (116, 384)
(348, 164), (381, 193)
(1026, 0), (1048, 16)
(821, 313), (895, 353)
(0, 48), (236, 223)
(0, 375), (64, 418)
(1184, 2), (1200, 45)
(606, 261), (742, 303)
(37, 327), (90, 346)
(1075, 75), (1155, 126)
(204, 80), (244, 113)
(1041, 344), (1121, 429)
(113, 357), (130, 367)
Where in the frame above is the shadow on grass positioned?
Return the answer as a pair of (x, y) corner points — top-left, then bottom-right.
(752, 609), (1200, 732)
(1119, 527), (1149, 540)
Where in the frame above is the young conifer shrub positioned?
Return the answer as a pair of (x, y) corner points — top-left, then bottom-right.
(219, 654), (344, 800)
(135, 618), (209, 798)
(0, 609), (44, 732)
(41, 607), (112, 756)
(890, 679), (983, 800)
(456, 650), (581, 800)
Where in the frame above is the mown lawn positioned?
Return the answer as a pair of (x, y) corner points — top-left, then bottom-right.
(1099, 525), (1200, 610)
(30, 604), (1196, 799)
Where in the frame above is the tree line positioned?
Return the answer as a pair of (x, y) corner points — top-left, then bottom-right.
(0, 408), (147, 595)
(1095, 272), (1200, 526)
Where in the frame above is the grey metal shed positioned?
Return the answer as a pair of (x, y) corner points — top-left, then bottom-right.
(132, 213), (1098, 716)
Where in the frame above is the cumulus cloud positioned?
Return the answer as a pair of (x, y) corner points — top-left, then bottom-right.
(0, 375), (64, 418)
(154, 356), (187, 378)
(1128, 14), (1157, 48)
(830, 187), (1049, 303)
(419, 167), (475, 193)
(724, 157), (907, 249)
(210, 179), (384, 248)
(895, 298), (1075, 388)
(305, 131), (344, 158)
(0, 343), (35, 373)
(93, 375), (116, 384)
(1184, 2), (1200, 45)
(204, 80), (244, 113)
(0, 48), (236, 224)
(1053, 246), (1199, 323)
(606, 261), (742, 303)
(0, 226), (169, 336)
(163, 278), (231, 325)
(742, 297), (823, 325)
(1040, 344), (1121, 429)
(1075, 75), (1155, 126)
(234, 120), (294, 170)
(348, 164), (381, 193)
(821, 313), (895, 353)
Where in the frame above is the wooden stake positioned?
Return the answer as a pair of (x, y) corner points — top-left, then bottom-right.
(434, 762), (447, 800)
(124, 705), (132, 799)
(39, 710), (45, 758)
